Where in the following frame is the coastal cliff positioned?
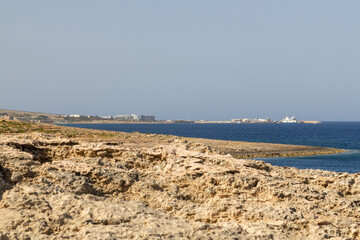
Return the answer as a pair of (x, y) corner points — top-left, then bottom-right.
(0, 121), (358, 239)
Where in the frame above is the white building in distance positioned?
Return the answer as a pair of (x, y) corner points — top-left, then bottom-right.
(110, 114), (155, 122)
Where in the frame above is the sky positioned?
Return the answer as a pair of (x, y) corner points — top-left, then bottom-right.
(1, 1), (359, 121)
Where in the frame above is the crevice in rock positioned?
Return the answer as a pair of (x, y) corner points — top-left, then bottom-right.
(7, 142), (52, 163)
(0, 164), (15, 201)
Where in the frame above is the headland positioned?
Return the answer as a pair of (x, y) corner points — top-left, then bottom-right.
(0, 120), (357, 239)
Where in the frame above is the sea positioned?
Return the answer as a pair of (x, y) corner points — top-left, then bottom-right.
(63, 122), (360, 173)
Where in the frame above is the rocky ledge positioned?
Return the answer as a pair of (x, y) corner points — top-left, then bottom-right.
(0, 122), (358, 239)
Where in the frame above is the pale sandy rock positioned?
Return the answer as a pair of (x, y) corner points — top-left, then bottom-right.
(0, 133), (359, 239)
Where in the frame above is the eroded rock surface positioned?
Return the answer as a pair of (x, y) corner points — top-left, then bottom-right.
(0, 133), (359, 239)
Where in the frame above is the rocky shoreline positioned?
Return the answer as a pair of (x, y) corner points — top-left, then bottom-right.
(0, 121), (358, 239)
(185, 137), (345, 159)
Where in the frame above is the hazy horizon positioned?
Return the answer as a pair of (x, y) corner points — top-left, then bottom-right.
(1, 1), (359, 121)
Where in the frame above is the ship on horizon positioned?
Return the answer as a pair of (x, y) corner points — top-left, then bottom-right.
(281, 115), (298, 123)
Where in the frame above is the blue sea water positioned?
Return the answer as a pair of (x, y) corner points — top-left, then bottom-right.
(63, 122), (360, 173)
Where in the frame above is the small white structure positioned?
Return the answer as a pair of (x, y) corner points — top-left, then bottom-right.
(112, 114), (155, 122)
(231, 118), (271, 123)
(281, 115), (298, 123)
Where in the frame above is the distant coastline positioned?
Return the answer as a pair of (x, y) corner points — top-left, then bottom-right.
(1, 109), (322, 125)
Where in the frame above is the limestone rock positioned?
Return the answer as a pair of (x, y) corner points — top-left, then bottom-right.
(0, 132), (358, 239)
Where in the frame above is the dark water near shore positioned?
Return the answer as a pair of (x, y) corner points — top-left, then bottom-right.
(63, 122), (360, 173)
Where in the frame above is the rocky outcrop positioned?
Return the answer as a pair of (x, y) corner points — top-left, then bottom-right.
(191, 138), (345, 158)
(0, 132), (358, 239)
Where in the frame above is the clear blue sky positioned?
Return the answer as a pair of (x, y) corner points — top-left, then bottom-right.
(1, 1), (359, 121)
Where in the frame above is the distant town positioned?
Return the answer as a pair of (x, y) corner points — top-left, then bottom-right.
(0, 109), (321, 124)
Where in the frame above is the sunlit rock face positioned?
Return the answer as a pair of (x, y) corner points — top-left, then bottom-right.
(0, 132), (358, 239)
